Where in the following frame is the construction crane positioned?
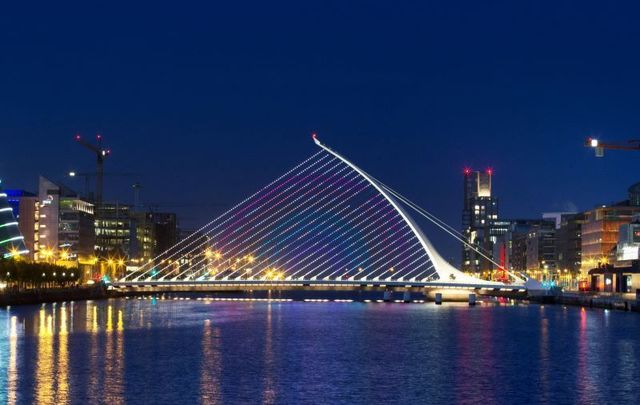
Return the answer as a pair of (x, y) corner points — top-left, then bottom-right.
(585, 137), (640, 157)
(74, 133), (111, 208)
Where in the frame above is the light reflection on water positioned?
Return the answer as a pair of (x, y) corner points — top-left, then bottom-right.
(0, 299), (639, 404)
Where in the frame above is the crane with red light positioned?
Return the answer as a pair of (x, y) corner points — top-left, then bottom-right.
(585, 137), (640, 157)
(74, 133), (111, 209)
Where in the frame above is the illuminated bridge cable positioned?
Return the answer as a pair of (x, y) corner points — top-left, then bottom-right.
(169, 156), (344, 279)
(186, 181), (365, 282)
(296, 216), (410, 280)
(157, 161), (351, 280)
(208, 163), (352, 262)
(360, 239), (421, 280)
(184, 200), (353, 282)
(124, 135), (523, 288)
(126, 151), (327, 279)
(277, 202), (394, 278)
(292, 208), (401, 280)
(285, 210), (400, 280)
(211, 178), (370, 280)
(310, 214), (413, 280)
(207, 156), (342, 249)
(366, 241), (424, 281)
(239, 203), (358, 281)
(281, 197), (388, 279)
(172, 176), (368, 281)
(318, 151), (514, 281)
(132, 152), (333, 280)
(374, 180), (524, 283)
(128, 152), (333, 280)
(401, 259), (435, 281)
(229, 203), (356, 281)
(149, 154), (342, 280)
(192, 179), (362, 281)
(379, 183), (496, 260)
(289, 212), (413, 280)
(193, 171), (366, 280)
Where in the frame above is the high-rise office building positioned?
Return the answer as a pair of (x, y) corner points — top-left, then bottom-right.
(494, 219), (544, 272)
(95, 202), (132, 258)
(462, 169), (499, 272)
(94, 202), (179, 261)
(525, 220), (557, 274)
(555, 213), (586, 274)
(130, 211), (178, 263)
(38, 176), (95, 262)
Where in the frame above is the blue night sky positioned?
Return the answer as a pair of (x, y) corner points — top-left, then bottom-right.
(2, 1), (640, 262)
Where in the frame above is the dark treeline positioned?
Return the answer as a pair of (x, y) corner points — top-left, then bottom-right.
(0, 260), (81, 290)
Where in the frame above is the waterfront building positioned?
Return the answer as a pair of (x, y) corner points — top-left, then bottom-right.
(588, 262), (640, 293)
(94, 203), (178, 279)
(37, 176), (95, 263)
(130, 211), (178, 263)
(580, 202), (640, 277)
(525, 220), (557, 279)
(462, 168), (500, 272)
(588, 211), (640, 292)
(555, 213), (585, 272)
(0, 186), (28, 258)
(4, 189), (39, 260)
(615, 213), (640, 264)
(494, 220), (543, 272)
(95, 202), (132, 258)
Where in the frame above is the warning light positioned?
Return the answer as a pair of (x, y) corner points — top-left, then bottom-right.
(486, 168), (493, 175)
(463, 167), (472, 175)
(75, 134), (81, 141)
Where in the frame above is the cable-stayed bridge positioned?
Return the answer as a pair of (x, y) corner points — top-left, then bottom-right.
(116, 136), (527, 295)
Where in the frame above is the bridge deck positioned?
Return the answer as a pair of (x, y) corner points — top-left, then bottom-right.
(113, 279), (526, 291)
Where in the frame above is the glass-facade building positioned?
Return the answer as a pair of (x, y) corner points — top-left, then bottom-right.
(462, 169), (499, 272)
(0, 186), (28, 258)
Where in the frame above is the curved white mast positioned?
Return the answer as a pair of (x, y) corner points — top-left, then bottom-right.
(312, 134), (496, 285)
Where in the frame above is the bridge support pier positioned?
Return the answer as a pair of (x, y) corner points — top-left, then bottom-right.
(468, 293), (476, 306)
(435, 293), (442, 305)
(383, 290), (393, 302)
(403, 291), (411, 303)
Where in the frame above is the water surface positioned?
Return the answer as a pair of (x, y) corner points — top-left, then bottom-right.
(1, 298), (639, 404)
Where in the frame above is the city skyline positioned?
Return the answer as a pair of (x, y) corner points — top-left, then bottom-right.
(3, 3), (640, 404)
(4, 1), (640, 260)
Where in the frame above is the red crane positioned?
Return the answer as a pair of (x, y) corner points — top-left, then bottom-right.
(74, 133), (111, 208)
(585, 137), (640, 157)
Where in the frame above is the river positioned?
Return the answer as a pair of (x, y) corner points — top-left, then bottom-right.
(1, 297), (639, 404)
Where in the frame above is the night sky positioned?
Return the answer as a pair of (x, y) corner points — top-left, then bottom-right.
(3, 1), (640, 263)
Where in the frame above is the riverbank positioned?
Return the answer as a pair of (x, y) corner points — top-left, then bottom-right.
(2, 285), (640, 313)
(530, 291), (640, 312)
(0, 285), (110, 306)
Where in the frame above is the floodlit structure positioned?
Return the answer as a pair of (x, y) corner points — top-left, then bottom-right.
(0, 185), (28, 258)
(120, 136), (525, 290)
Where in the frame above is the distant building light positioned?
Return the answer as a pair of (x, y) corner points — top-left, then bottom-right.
(590, 138), (599, 147)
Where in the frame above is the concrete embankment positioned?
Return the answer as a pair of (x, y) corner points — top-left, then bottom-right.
(0, 285), (111, 306)
(529, 291), (640, 312)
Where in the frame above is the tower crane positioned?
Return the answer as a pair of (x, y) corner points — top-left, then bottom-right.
(74, 133), (111, 208)
(585, 137), (640, 157)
